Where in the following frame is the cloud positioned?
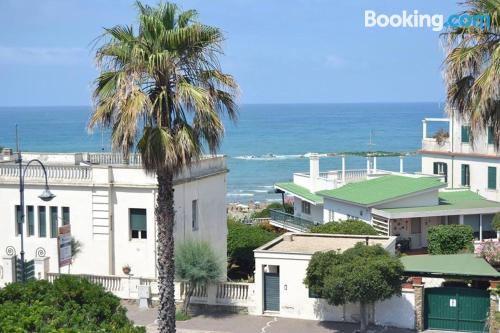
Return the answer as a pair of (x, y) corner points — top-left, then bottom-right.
(324, 54), (348, 70)
(0, 46), (90, 66)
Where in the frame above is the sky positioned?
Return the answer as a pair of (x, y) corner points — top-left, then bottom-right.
(0, 0), (461, 106)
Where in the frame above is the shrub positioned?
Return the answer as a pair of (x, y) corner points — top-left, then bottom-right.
(0, 275), (144, 332)
(175, 240), (222, 313)
(427, 224), (474, 254)
(251, 202), (293, 219)
(305, 243), (403, 331)
(310, 219), (378, 235)
(227, 220), (277, 274)
(476, 240), (500, 265)
(492, 212), (500, 231)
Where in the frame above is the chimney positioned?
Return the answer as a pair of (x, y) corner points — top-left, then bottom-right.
(309, 153), (320, 191)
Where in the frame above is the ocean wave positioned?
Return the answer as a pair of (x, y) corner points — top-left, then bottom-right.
(227, 192), (254, 197)
(233, 153), (329, 161)
(248, 189), (270, 193)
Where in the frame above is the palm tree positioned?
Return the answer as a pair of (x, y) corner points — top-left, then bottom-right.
(88, 2), (238, 332)
(442, 0), (499, 146)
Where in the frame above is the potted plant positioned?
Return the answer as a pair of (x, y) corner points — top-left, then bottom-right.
(122, 264), (131, 275)
(432, 128), (449, 146)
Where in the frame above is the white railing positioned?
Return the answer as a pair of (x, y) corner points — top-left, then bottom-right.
(421, 138), (450, 152)
(0, 164), (92, 181)
(342, 169), (368, 183)
(216, 282), (249, 300)
(47, 273), (122, 291)
(88, 153), (142, 165)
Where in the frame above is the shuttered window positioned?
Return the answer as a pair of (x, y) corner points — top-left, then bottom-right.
(15, 205), (22, 236)
(461, 164), (470, 186)
(130, 208), (147, 239)
(488, 167), (497, 190)
(50, 206), (58, 238)
(488, 127), (494, 144)
(433, 162), (448, 183)
(461, 126), (471, 143)
(27, 206), (34, 236)
(62, 207), (70, 225)
(38, 207), (46, 238)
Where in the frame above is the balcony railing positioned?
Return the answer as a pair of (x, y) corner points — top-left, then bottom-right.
(0, 164), (92, 181)
(269, 209), (317, 232)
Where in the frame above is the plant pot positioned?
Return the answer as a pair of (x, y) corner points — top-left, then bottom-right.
(122, 267), (131, 275)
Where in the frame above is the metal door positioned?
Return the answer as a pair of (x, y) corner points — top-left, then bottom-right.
(264, 272), (280, 311)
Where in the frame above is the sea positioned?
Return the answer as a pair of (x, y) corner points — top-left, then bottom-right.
(0, 103), (446, 203)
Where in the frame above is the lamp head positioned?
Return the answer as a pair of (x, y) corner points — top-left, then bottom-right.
(39, 189), (55, 202)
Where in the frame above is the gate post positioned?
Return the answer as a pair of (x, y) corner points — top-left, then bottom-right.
(489, 280), (499, 333)
(34, 256), (50, 280)
(412, 276), (425, 331)
(2, 255), (17, 284)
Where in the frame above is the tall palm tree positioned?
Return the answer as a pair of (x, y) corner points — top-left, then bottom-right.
(442, 0), (499, 146)
(88, 2), (238, 332)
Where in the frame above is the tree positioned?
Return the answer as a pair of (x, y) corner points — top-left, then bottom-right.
(0, 276), (144, 332)
(442, 0), (499, 146)
(304, 243), (403, 332)
(89, 2), (238, 332)
(251, 202), (293, 219)
(227, 220), (277, 276)
(175, 240), (222, 314)
(427, 224), (474, 254)
(310, 219), (378, 235)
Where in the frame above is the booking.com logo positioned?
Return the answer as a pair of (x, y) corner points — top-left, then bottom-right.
(365, 10), (491, 31)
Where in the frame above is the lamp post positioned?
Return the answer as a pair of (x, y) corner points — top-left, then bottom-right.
(16, 152), (55, 282)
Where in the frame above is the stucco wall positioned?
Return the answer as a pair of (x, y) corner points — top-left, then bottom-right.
(293, 197), (323, 223)
(322, 199), (371, 223)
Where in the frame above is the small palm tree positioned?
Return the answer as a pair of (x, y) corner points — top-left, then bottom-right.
(88, 2), (238, 332)
(442, 0), (499, 145)
(175, 240), (222, 314)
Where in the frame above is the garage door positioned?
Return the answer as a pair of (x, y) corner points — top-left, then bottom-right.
(425, 287), (490, 332)
(264, 272), (280, 311)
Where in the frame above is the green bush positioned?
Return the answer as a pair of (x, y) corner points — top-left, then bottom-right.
(251, 202), (293, 219)
(310, 219), (378, 235)
(0, 276), (144, 332)
(492, 212), (500, 231)
(427, 224), (474, 255)
(227, 220), (277, 274)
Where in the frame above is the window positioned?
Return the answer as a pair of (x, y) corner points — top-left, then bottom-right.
(488, 167), (497, 190)
(461, 164), (470, 187)
(15, 205), (22, 236)
(461, 125), (471, 143)
(62, 207), (70, 225)
(433, 162), (448, 183)
(38, 207), (46, 237)
(130, 208), (147, 239)
(410, 218), (421, 234)
(301, 201), (311, 215)
(488, 126), (494, 145)
(27, 206), (34, 236)
(50, 206), (58, 238)
(192, 200), (198, 231)
(308, 288), (320, 299)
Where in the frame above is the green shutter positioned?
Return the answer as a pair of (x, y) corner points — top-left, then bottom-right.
(27, 206), (34, 236)
(130, 209), (147, 231)
(62, 207), (70, 225)
(461, 164), (470, 186)
(488, 167), (497, 190)
(15, 205), (22, 235)
(433, 162), (438, 175)
(488, 127), (494, 144)
(50, 206), (58, 238)
(461, 126), (470, 143)
(38, 207), (46, 237)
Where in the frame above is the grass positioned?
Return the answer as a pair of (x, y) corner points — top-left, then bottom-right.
(175, 311), (191, 321)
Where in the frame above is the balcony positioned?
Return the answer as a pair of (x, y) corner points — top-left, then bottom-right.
(421, 138), (450, 153)
(269, 209), (318, 232)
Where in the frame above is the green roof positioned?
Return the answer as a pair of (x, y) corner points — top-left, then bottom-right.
(379, 190), (500, 216)
(401, 253), (500, 278)
(275, 182), (323, 204)
(317, 175), (445, 206)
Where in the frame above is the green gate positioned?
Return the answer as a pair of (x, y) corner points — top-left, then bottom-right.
(16, 258), (35, 281)
(264, 272), (280, 311)
(425, 287), (490, 332)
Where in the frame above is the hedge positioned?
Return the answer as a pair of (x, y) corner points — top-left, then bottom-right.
(310, 220), (378, 235)
(427, 224), (474, 255)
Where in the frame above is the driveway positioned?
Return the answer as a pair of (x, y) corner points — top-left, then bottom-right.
(124, 302), (415, 333)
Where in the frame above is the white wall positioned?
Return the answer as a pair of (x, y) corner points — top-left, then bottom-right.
(376, 190), (439, 209)
(293, 197), (323, 223)
(253, 254), (415, 329)
(0, 163), (227, 280)
(322, 198), (371, 223)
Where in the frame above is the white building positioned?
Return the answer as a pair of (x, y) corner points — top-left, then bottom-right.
(270, 117), (500, 248)
(0, 152), (227, 280)
(253, 233), (416, 329)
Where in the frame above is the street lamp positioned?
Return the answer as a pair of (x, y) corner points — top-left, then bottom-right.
(17, 153), (55, 282)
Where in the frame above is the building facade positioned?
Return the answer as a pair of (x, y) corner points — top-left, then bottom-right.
(0, 152), (227, 279)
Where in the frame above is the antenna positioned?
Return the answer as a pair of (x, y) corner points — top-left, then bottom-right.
(101, 127), (104, 152)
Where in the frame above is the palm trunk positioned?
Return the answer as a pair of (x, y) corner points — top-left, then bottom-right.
(359, 301), (367, 332)
(157, 169), (176, 333)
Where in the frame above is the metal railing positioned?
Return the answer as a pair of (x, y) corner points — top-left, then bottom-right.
(269, 209), (317, 232)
